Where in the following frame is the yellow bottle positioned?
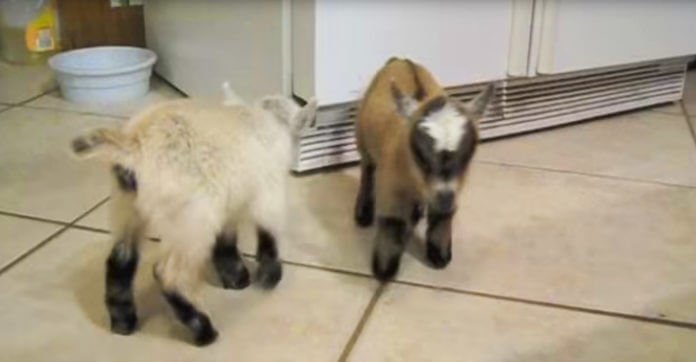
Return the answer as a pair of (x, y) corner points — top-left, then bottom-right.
(0, 0), (61, 64)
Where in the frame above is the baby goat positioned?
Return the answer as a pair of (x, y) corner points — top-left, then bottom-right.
(355, 58), (494, 281)
(71, 93), (317, 345)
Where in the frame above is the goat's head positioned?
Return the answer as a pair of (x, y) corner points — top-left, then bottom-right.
(392, 82), (494, 214)
(257, 95), (318, 133)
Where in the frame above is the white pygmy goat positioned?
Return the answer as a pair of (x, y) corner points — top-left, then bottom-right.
(71, 90), (317, 346)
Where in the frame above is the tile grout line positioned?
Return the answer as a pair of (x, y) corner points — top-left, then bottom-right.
(0, 209), (73, 227)
(337, 284), (386, 362)
(15, 87), (58, 106)
(19, 104), (129, 120)
(279, 259), (373, 280)
(679, 100), (696, 150)
(235, 257), (696, 332)
(0, 209), (111, 234)
(68, 224), (111, 234)
(392, 279), (696, 330)
(0, 197), (109, 276)
(475, 159), (696, 190)
(0, 88), (57, 118)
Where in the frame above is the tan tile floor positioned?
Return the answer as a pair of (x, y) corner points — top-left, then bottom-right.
(1, 62), (695, 361)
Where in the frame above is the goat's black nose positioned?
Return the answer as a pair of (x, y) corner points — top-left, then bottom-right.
(432, 190), (455, 214)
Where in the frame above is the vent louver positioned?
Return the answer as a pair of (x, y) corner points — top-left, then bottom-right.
(292, 58), (690, 172)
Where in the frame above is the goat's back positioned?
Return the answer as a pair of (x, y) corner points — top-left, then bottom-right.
(125, 99), (292, 215)
(356, 58), (444, 164)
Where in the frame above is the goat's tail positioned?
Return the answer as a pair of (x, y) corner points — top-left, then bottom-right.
(70, 128), (132, 162)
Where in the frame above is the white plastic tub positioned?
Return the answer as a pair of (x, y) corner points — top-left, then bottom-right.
(48, 46), (157, 104)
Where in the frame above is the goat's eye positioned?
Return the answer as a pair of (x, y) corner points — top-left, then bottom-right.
(410, 126), (437, 176)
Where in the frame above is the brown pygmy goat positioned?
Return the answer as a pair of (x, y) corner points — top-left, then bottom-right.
(354, 57), (494, 281)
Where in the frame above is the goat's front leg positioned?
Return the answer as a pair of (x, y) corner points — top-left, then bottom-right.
(255, 227), (283, 288)
(371, 178), (412, 281)
(372, 215), (409, 281)
(212, 231), (250, 290)
(354, 159), (376, 227)
(425, 209), (454, 269)
(250, 187), (286, 289)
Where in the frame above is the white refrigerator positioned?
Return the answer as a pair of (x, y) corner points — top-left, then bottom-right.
(145, 0), (696, 171)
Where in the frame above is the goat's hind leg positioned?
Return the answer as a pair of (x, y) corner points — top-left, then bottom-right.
(156, 252), (218, 346)
(155, 213), (219, 346)
(105, 187), (145, 335)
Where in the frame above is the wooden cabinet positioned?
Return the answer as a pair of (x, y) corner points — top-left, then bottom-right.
(57, 0), (144, 50)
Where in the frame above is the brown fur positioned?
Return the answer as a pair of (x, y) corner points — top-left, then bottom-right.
(356, 58), (451, 217)
(355, 57), (494, 280)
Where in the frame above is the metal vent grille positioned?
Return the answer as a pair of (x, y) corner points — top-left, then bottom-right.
(292, 58), (690, 172)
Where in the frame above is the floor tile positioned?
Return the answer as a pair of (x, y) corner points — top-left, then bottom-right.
(0, 62), (55, 104)
(398, 163), (696, 322)
(0, 215), (62, 270)
(280, 164), (696, 326)
(349, 284), (696, 362)
(0, 228), (376, 362)
(0, 107), (121, 221)
(477, 110), (696, 186)
(292, 162), (696, 324)
(26, 77), (184, 118)
(75, 162), (696, 323)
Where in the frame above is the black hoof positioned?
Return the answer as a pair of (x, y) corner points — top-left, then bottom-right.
(371, 254), (400, 282)
(426, 242), (452, 269)
(191, 315), (218, 346)
(110, 314), (137, 335)
(354, 201), (374, 228)
(219, 265), (251, 290)
(257, 261), (282, 289)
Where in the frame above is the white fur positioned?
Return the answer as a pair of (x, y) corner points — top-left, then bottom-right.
(433, 179), (458, 193)
(123, 100), (297, 283)
(74, 92), (316, 339)
(419, 105), (469, 152)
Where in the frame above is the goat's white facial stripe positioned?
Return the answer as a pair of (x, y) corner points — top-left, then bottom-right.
(433, 179), (458, 193)
(419, 106), (469, 152)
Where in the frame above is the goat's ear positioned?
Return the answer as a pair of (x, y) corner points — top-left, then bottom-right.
(293, 97), (318, 131)
(390, 79), (419, 119)
(258, 95), (298, 124)
(221, 81), (245, 106)
(461, 83), (495, 121)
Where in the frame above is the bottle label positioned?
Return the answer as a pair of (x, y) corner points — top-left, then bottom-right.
(25, 5), (57, 52)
